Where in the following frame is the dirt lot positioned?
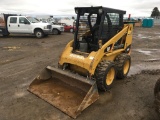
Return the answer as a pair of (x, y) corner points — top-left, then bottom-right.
(0, 26), (160, 120)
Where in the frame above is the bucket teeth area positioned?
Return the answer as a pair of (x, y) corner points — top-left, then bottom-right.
(28, 66), (99, 118)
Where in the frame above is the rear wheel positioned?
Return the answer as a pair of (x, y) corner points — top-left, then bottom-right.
(95, 61), (116, 91)
(154, 78), (160, 114)
(154, 78), (160, 99)
(58, 31), (61, 35)
(70, 28), (73, 33)
(115, 53), (131, 79)
(52, 29), (59, 35)
(2, 34), (9, 37)
(44, 34), (48, 37)
(35, 30), (44, 38)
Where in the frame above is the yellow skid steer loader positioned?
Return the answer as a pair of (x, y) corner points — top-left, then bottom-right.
(28, 6), (133, 118)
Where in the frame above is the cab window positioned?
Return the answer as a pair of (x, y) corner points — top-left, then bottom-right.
(10, 17), (17, 23)
(107, 13), (119, 25)
(19, 17), (30, 24)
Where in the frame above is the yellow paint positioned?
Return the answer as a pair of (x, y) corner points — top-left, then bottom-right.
(123, 60), (130, 74)
(106, 67), (115, 85)
(58, 24), (133, 76)
(70, 64), (88, 76)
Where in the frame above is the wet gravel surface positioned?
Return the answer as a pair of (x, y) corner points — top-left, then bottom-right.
(0, 26), (160, 120)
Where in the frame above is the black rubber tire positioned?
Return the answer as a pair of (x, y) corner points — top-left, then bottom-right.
(58, 31), (61, 35)
(155, 100), (160, 115)
(2, 34), (9, 37)
(52, 29), (59, 35)
(154, 78), (160, 99)
(95, 61), (116, 91)
(35, 30), (44, 38)
(154, 78), (160, 114)
(44, 34), (48, 37)
(115, 53), (131, 79)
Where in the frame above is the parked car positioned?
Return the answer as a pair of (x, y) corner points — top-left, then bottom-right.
(0, 14), (51, 38)
(40, 20), (64, 35)
(51, 23), (64, 35)
(64, 24), (76, 33)
(58, 23), (76, 33)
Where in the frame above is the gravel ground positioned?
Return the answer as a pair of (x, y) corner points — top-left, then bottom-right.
(0, 26), (160, 120)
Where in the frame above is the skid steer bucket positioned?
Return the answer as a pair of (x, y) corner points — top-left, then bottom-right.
(28, 66), (99, 118)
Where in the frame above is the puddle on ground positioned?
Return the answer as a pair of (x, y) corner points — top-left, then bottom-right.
(0, 60), (10, 63)
(138, 50), (152, 55)
(154, 32), (160, 35)
(134, 49), (160, 56)
(128, 63), (160, 76)
(137, 34), (152, 39)
(137, 33), (160, 39)
(144, 58), (160, 62)
(14, 91), (28, 98)
(3, 46), (20, 51)
(20, 81), (31, 87)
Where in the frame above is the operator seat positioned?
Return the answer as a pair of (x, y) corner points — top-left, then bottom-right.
(89, 24), (99, 51)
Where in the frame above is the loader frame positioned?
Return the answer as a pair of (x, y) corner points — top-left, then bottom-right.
(59, 6), (133, 77)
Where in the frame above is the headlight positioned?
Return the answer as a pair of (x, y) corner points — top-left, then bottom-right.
(44, 26), (47, 29)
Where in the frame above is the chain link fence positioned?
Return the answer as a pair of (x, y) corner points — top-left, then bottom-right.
(154, 18), (160, 25)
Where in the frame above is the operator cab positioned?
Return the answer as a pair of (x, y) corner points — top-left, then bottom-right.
(73, 6), (126, 53)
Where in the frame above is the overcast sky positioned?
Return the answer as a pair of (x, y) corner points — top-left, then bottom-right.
(0, 0), (160, 17)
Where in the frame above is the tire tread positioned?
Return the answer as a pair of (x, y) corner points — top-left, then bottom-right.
(95, 61), (114, 91)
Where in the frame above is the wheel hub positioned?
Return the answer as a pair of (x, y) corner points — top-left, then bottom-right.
(123, 60), (130, 74)
(106, 67), (115, 85)
(37, 32), (42, 37)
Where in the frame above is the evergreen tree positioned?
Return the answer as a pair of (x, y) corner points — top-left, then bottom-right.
(151, 7), (160, 18)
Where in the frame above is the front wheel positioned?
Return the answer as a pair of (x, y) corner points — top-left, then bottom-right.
(115, 53), (131, 79)
(35, 30), (44, 38)
(95, 61), (116, 91)
(52, 29), (59, 35)
(154, 78), (160, 100)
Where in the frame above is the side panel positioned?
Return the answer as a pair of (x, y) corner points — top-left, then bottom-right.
(17, 17), (32, 33)
(7, 16), (19, 33)
(89, 25), (132, 74)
